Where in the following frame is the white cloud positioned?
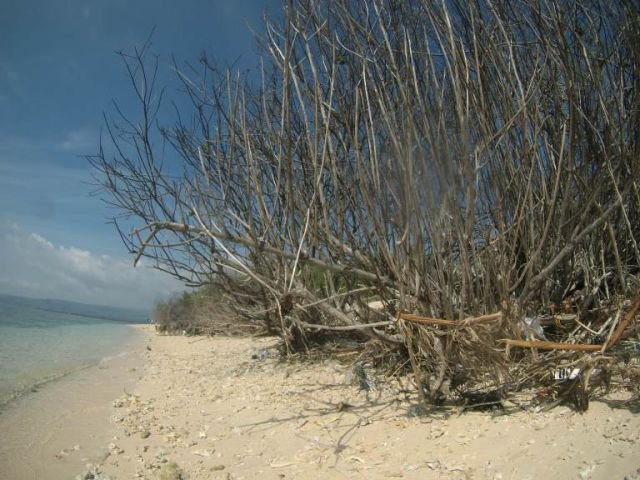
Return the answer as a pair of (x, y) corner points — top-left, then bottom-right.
(0, 224), (183, 310)
(58, 128), (97, 152)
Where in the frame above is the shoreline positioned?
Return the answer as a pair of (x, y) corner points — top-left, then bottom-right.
(0, 317), (149, 414)
(0, 358), (121, 414)
(0, 324), (149, 480)
(0, 323), (149, 411)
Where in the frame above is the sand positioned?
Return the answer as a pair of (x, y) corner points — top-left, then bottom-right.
(1, 326), (639, 480)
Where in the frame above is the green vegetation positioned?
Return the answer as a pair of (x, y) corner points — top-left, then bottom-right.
(152, 285), (250, 336)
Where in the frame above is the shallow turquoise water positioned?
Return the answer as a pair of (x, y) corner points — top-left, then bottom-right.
(0, 296), (147, 405)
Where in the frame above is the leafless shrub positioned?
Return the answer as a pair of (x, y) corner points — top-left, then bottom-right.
(90, 0), (640, 410)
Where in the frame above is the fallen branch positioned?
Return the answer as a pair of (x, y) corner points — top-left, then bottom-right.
(298, 320), (393, 331)
(398, 312), (502, 327)
(503, 290), (639, 352)
(603, 290), (640, 351)
(497, 339), (602, 351)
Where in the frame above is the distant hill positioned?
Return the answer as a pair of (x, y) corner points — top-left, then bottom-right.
(0, 294), (149, 324)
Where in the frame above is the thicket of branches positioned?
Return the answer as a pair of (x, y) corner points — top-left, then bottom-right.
(91, 0), (640, 409)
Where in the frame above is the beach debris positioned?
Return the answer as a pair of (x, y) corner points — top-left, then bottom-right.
(522, 316), (546, 340)
(624, 470), (640, 480)
(113, 393), (139, 408)
(405, 402), (431, 417)
(352, 364), (374, 391)
(270, 460), (295, 468)
(55, 449), (70, 459)
(394, 289), (640, 411)
(192, 448), (215, 457)
(108, 442), (124, 455)
(425, 460), (442, 470)
(554, 368), (581, 381)
(74, 464), (115, 480)
(251, 348), (277, 360)
(460, 390), (504, 412)
(155, 448), (168, 462)
(578, 462), (599, 480)
(383, 471), (404, 478)
(159, 462), (184, 480)
(55, 444), (81, 459)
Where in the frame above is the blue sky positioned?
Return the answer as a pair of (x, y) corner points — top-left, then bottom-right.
(0, 0), (280, 308)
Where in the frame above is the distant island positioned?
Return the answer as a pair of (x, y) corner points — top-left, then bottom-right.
(0, 293), (149, 324)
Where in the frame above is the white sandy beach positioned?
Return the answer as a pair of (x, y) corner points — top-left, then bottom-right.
(1, 325), (639, 480)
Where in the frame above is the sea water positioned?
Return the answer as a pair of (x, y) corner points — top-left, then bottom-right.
(0, 295), (148, 407)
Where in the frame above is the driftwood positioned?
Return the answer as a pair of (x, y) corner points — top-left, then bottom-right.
(298, 320), (392, 331)
(497, 339), (603, 351)
(397, 312), (503, 327)
(604, 292), (640, 350)
(498, 289), (640, 352)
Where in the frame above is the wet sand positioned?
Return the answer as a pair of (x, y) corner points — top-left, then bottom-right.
(0, 326), (147, 480)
